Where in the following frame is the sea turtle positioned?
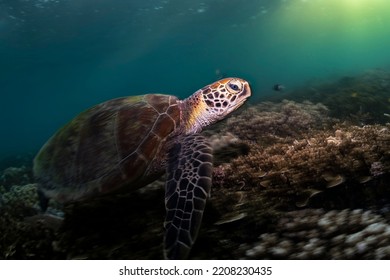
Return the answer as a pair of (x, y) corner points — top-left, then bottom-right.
(33, 77), (251, 259)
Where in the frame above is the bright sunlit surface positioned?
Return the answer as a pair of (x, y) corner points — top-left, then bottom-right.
(274, 0), (390, 37)
(242, 0), (390, 90)
(342, 0), (382, 7)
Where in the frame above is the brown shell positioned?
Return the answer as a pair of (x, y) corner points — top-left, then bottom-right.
(33, 94), (181, 203)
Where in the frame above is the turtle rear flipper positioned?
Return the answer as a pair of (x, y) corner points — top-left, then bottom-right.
(164, 134), (213, 259)
(37, 188), (50, 212)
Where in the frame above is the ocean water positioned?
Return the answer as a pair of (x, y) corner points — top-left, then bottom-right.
(1, 0), (390, 158)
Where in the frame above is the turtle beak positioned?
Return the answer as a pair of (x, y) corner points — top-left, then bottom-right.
(229, 82), (251, 111)
(239, 82), (252, 100)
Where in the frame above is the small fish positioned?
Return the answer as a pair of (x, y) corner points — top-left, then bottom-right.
(273, 84), (285, 91)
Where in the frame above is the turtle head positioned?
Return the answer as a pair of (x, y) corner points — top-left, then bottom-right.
(182, 78), (251, 134)
(201, 78), (251, 118)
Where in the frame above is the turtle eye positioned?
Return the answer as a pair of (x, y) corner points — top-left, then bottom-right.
(230, 84), (239, 90)
(227, 80), (242, 93)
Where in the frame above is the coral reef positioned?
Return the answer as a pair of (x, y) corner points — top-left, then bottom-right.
(263, 68), (390, 125)
(0, 164), (38, 214)
(215, 122), (390, 210)
(215, 100), (332, 146)
(1, 116), (390, 260)
(1, 184), (39, 210)
(1, 69), (390, 260)
(244, 208), (390, 259)
(0, 166), (33, 190)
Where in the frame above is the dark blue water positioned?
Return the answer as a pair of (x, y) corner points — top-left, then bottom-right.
(1, 0), (390, 158)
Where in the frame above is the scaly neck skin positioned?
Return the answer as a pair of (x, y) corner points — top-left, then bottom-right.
(179, 90), (214, 134)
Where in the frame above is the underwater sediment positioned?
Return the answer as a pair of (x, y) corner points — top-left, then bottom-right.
(1, 69), (390, 259)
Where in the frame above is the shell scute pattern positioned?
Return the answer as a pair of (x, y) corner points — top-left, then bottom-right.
(34, 94), (182, 201)
(115, 100), (154, 159)
(114, 94), (181, 189)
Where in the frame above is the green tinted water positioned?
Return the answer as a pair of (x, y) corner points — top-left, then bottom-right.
(0, 0), (389, 157)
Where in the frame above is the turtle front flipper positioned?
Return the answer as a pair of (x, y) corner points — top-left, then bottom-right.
(164, 134), (213, 259)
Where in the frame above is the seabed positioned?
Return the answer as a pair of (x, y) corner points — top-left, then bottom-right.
(1, 69), (390, 259)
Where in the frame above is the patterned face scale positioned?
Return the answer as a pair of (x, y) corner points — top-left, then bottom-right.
(201, 78), (251, 116)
